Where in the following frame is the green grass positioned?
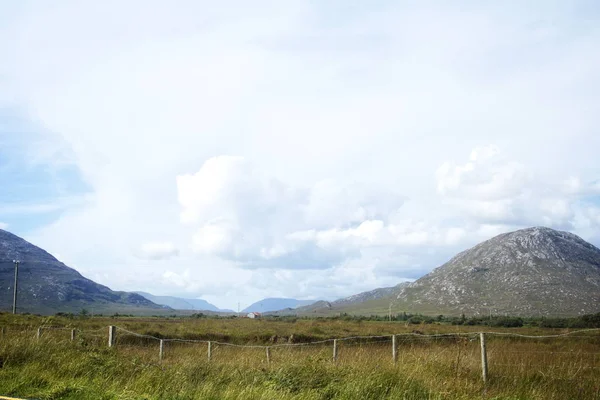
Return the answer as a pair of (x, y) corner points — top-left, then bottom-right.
(0, 314), (599, 399)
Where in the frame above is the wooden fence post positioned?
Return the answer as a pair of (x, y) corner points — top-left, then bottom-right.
(36, 327), (42, 340)
(71, 329), (76, 341)
(480, 332), (488, 385)
(159, 339), (164, 361)
(207, 341), (212, 362)
(333, 339), (338, 364)
(108, 326), (116, 348)
(392, 335), (397, 365)
(266, 347), (271, 366)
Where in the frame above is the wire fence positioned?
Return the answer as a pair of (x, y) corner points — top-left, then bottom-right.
(1, 325), (599, 385)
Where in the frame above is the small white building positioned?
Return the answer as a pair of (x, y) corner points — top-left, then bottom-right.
(247, 312), (261, 319)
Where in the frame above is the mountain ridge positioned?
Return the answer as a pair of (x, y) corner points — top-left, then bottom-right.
(242, 298), (317, 313)
(3, 226), (599, 317)
(292, 227), (600, 317)
(134, 292), (233, 312)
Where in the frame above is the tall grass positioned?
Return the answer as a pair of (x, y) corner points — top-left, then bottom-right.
(0, 314), (599, 399)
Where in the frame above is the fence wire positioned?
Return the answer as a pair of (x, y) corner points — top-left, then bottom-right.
(113, 326), (600, 347)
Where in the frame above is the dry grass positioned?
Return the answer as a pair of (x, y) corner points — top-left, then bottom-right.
(0, 314), (599, 399)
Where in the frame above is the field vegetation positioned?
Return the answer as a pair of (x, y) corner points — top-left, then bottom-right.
(0, 313), (599, 399)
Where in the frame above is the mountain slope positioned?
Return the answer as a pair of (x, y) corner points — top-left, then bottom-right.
(135, 292), (231, 312)
(333, 282), (411, 306)
(0, 229), (164, 315)
(242, 298), (317, 313)
(296, 227), (600, 317)
(290, 282), (411, 315)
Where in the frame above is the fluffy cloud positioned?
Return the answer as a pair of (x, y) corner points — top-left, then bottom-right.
(289, 221), (466, 250)
(177, 156), (402, 269)
(436, 145), (531, 201)
(437, 146), (600, 232)
(0, 222), (8, 230)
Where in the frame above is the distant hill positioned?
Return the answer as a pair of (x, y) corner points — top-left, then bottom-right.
(0, 229), (164, 315)
(134, 292), (232, 312)
(333, 282), (411, 306)
(242, 298), (317, 313)
(290, 282), (411, 315)
(293, 227), (600, 317)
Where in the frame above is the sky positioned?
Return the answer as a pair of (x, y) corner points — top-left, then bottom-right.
(0, 1), (599, 310)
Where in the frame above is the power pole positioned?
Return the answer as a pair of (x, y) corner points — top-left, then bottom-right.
(12, 260), (19, 314)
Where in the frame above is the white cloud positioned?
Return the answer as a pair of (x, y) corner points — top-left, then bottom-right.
(138, 241), (179, 260)
(1, 1), (599, 309)
(540, 199), (572, 221)
(436, 145), (530, 201)
(191, 221), (236, 256)
(437, 146), (600, 233)
(177, 156), (400, 269)
(0, 222), (8, 230)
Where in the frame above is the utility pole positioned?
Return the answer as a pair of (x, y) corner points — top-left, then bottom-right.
(12, 260), (19, 314)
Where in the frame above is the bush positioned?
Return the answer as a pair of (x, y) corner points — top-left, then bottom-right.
(488, 317), (524, 328)
(576, 312), (600, 328)
(539, 318), (568, 328)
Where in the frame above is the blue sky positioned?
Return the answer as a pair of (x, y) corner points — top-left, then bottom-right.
(1, 1), (600, 309)
(0, 110), (90, 232)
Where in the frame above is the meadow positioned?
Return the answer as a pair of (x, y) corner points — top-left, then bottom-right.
(0, 313), (599, 400)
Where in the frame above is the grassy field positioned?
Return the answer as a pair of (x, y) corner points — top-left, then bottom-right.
(0, 313), (599, 399)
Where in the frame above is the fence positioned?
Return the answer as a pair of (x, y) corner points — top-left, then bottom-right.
(1, 325), (599, 386)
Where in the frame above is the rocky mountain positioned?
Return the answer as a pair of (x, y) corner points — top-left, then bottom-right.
(0, 229), (164, 315)
(391, 226), (600, 316)
(295, 227), (600, 317)
(135, 292), (232, 312)
(242, 298), (317, 313)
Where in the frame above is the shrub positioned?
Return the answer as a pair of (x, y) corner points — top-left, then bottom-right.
(488, 317), (524, 328)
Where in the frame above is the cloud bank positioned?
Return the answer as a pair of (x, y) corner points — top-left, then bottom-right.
(0, 1), (599, 309)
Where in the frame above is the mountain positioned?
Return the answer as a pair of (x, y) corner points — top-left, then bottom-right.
(295, 227), (600, 317)
(135, 292), (232, 312)
(333, 282), (411, 306)
(392, 226), (600, 316)
(242, 298), (317, 313)
(0, 229), (164, 315)
(290, 282), (411, 315)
